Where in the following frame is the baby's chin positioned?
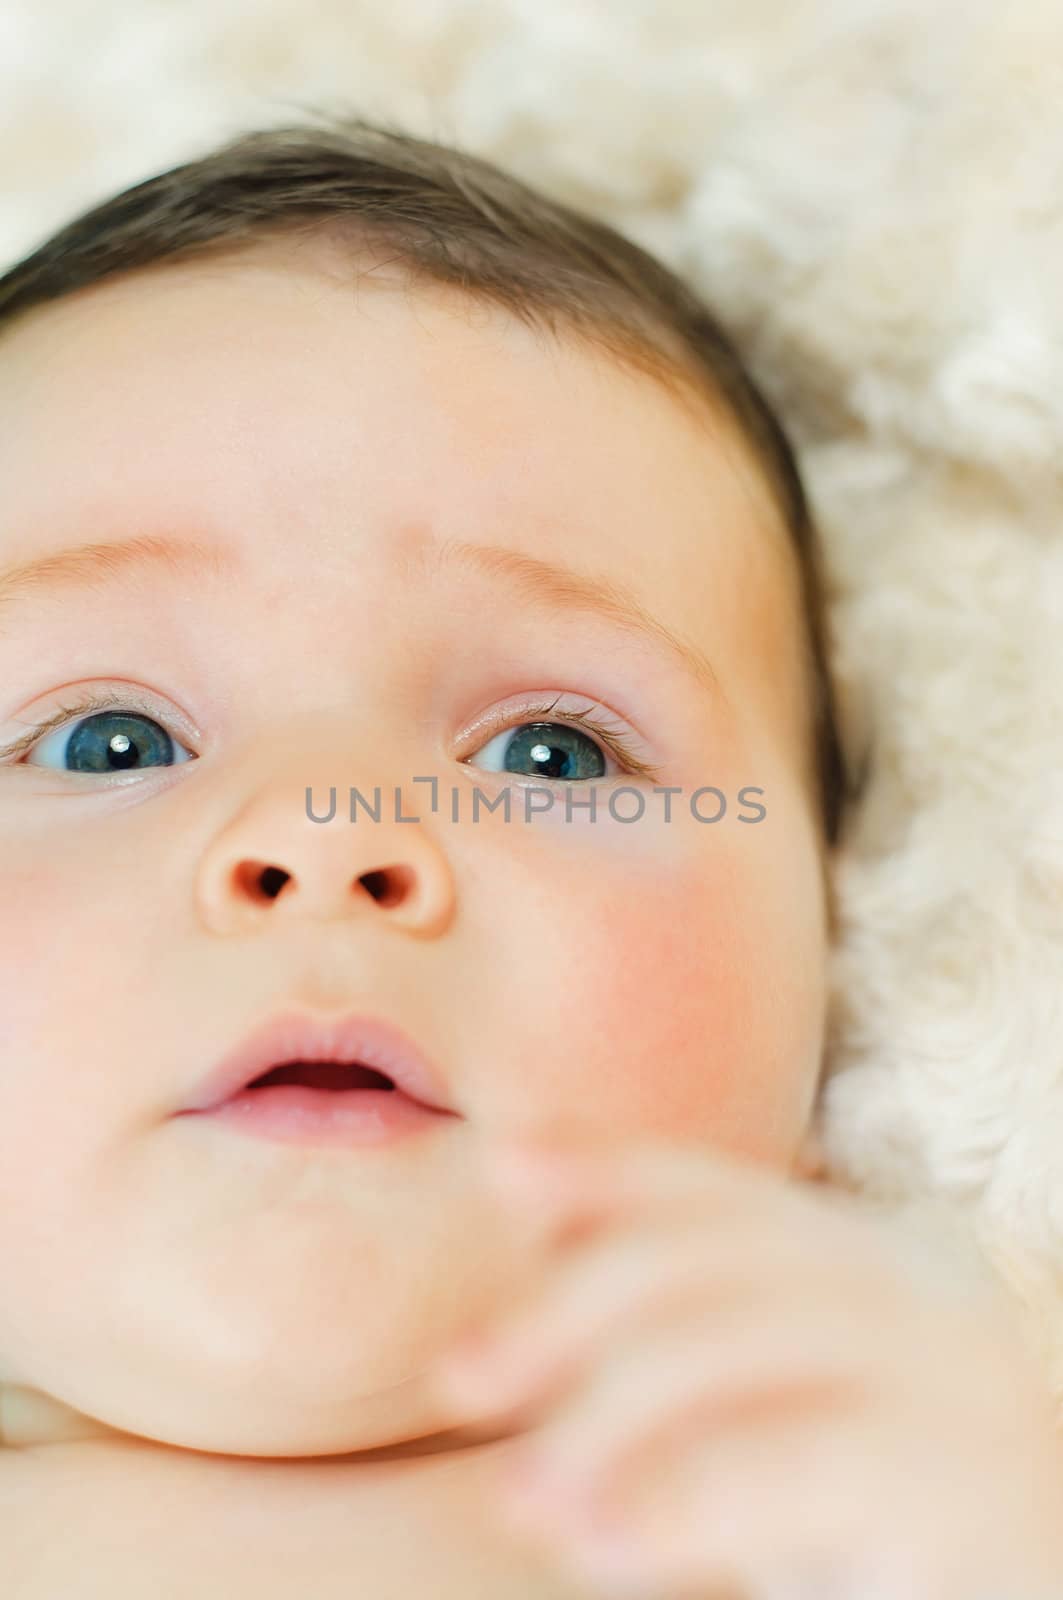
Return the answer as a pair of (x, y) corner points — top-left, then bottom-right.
(0, 1364), (488, 1461)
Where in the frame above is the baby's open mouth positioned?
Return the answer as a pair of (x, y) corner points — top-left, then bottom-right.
(243, 1061), (397, 1093)
(179, 1011), (459, 1120)
(189, 1054), (454, 1147)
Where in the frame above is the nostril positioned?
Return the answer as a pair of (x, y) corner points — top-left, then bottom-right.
(228, 862), (413, 908)
(234, 861), (291, 902)
(360, 865), (413, 908)
(259, 866), (290, 899)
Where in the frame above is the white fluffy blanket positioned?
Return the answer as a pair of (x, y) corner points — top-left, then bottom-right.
(5, 0), (1062, 1395)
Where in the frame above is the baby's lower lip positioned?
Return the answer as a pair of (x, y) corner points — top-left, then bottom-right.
(183, 1084), (456, 1147)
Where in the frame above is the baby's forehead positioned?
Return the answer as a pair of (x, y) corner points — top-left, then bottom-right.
(0, 252), (802, 695)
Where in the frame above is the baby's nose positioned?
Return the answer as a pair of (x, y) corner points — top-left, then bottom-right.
(193, 777), (455, 938)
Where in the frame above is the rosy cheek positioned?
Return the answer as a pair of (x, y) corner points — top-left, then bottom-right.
(535, 838), (822, 1163)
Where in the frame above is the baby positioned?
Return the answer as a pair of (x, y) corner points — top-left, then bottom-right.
(0, 113), (1061, 1599)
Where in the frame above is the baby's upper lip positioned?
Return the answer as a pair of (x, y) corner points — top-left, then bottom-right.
(178, 1011), (460, 1116)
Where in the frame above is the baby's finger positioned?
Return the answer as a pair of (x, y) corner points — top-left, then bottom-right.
(482, 1133), (804, 1242)
(599, 1399), (1033, 1600)
(434, 1220), (830, 1419)
(498, 1306), (870, 1528)
(553, 1404), (937, 1600)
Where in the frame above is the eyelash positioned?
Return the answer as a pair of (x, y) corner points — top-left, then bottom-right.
(0, 689), (660, 779)
(0, 689), (163, 763)
(470, 695), (658, 780)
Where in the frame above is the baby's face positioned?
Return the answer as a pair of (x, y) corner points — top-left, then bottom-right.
(0, 238), (829, 1456)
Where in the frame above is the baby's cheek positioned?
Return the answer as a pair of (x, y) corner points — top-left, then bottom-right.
(577, 867), (753, 1106)
(0, 860), (61, 1043)
(540, 837), (821, 1163)
(0, 851), (138, 1082)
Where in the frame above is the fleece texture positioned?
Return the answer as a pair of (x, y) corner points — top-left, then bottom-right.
(4, 0), (1062, 1398)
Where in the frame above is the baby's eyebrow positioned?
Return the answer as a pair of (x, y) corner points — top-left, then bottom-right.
(422, 536), (720, 697)
(0, 528), (720, 697)
(0, 532), (237, 616)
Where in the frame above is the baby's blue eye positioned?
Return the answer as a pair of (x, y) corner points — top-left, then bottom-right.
(466, 721), (608, 781)
(27, 710), (195, 774)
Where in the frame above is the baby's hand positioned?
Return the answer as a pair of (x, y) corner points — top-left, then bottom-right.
(431, 1137), (1063, 1600)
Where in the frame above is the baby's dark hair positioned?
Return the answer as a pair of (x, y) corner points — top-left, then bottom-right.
(0, 109), (852, 921)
